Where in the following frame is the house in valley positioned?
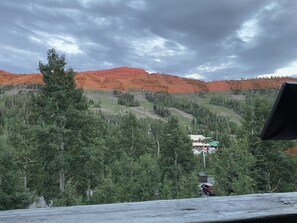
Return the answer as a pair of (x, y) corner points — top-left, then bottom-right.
(189, 134), (219, 154)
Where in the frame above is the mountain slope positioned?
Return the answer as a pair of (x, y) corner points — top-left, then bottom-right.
(1, 67), (296, 93)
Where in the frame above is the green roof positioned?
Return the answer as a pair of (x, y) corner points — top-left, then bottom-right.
(208, 141), (219, 147)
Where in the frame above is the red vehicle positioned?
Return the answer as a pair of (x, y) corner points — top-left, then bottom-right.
(199, 183), (215, 196)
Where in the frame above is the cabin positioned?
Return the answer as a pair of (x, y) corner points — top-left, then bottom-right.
(189, 134), (219, 154)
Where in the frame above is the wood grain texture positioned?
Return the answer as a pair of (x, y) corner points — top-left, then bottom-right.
(0, 192), (297, 223)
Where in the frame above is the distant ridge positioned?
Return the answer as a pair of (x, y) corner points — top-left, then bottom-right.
(1, 67), (296, 93)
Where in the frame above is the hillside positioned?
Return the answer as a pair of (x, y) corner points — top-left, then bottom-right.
(1, 67), (296, 93)
(1, 63), (296, 210)
(0, 67), (287, 127)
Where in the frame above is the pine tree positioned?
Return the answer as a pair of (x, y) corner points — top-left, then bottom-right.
(159, 117), (195, 197)
(30, 49), (105, 203)
(209, 141), (256, 195)
(0, 136), (31, 210)
(161, 117), (195, 174)
(250, 98), (296, 192)
(117, 113), (150, 159)
(241, 97), (297, 193)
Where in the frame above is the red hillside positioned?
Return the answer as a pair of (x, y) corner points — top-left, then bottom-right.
(1, 67), (296, 93)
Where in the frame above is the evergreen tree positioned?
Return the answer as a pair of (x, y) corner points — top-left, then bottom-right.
(129, 154), (161, 201)
(29, 49), (105, 203)
(160, 117), (195, 197)
(0, 136), (31, 210)
(161, 117), (195, 174)
(242, 97), (297, 193)
(209, 141), (256, 195)
(117, 113), (150, 159)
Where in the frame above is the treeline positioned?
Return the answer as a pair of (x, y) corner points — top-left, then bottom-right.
(0, 84), (41, 93)
(243, 88), (279, 106)
(113, 90), (140, 107)
(209, 96), (245, 115)
(153, 104), (171, 117)
(209, 96), (297, 195)
(1, 49), (296, 211)
(0, 50), (198, 210)
(0, 92), (198, 209)
(145, 92), (238, 138)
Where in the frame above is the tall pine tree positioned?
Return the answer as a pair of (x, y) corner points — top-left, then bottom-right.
(159, 117), (195, 198)
(30, 49), (105, 203)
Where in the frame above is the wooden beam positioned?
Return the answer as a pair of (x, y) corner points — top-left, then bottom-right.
(0, 192), (297, 222)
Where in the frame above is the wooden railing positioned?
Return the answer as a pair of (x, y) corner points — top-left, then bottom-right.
(0, 192), (297, 222)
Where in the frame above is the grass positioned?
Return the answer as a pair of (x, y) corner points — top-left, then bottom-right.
(169, 108), (192, 127)
(86, 90), (121, 114)
(85, 90), (244, 126)
(203, 104), (243, 125)
(173, 91), (244, 125)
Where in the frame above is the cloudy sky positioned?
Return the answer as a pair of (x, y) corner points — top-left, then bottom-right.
(1, 0), (297, 80)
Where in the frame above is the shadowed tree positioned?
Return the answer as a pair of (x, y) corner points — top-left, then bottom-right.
(160, 117), (195, 197)
(29, 49), (105, 203)
(0, 136), (31, 210)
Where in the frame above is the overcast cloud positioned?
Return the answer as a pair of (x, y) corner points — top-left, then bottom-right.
(0, 0), (297, 80)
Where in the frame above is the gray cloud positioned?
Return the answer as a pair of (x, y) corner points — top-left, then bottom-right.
(0, 0), (296, 80)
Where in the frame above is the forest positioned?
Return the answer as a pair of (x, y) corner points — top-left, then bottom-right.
(0, 49), (296, 210)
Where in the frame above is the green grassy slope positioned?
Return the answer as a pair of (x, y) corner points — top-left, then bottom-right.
(85, 90), (245, 128)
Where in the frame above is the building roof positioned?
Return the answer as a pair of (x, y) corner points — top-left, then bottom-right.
(189, 134), (205, 141)
(193, 142), (209, 147)
(208, 140), (219, 147)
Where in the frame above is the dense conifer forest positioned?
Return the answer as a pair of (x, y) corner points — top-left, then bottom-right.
(0, 50), (296, 210)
